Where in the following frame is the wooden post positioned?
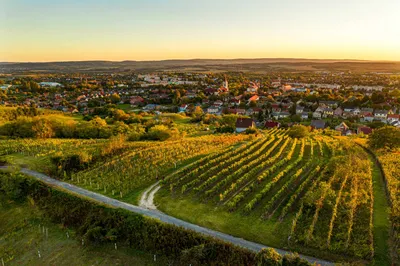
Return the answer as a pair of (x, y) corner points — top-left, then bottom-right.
(114, 243), (117, 250)
(1, 258), (4, 266)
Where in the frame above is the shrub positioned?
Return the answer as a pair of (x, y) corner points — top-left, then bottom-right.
(287, 125), (309, 139)
(368, 126), (400, 150)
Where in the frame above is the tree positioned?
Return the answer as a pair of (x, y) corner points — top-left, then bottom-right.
(290, 114), (301, 123)
(191, 106), (204, 122)
(368, 126), (400, 150)
(32, 117), (55, 138)
(173, 90), (181, 105)
(282, 253), (310, 266)
(287, 125), (309, 138)
(110, 93), (121, 104)
(147, 125), (180, 141)
(255, 248), (281, 266)
(112, 109), (129, 121)
(249, 100), (257, 108)
(258, 110), (264, 121)
(220, 114), (239, 128)
(29, 81), (40, 93)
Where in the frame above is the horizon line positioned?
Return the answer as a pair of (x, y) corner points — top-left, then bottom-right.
(1, 57), (399, 64)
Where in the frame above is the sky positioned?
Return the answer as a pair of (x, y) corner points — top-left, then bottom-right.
(1, 0), (400, 62)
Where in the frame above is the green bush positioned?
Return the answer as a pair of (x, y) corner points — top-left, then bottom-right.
(287, 125), (309, 139)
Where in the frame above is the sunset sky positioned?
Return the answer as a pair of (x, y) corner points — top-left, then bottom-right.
(1, 0), (400, 62)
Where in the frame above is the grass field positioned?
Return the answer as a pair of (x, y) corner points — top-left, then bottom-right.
(0, 199), (167, 265)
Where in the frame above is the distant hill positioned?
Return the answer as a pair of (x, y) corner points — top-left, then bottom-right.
(1, 58), (400, 73)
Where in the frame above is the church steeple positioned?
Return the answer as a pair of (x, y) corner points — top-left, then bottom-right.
(223, 75), (228, 89)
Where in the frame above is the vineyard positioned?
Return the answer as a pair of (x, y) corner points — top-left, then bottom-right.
(163, 129), (376, 260)
(0, 134), (252, 199)
(0, 130), (393, 263)
(377, 152), (400, 261)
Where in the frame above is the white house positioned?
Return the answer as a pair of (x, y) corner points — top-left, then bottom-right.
(207, 106), (220, 114)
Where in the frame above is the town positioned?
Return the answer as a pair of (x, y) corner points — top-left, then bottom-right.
(1, 71), (399, 136)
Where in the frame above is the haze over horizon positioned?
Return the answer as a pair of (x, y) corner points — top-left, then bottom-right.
(1, 0), (400, 62)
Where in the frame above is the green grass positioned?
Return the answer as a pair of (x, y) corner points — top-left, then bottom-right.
(0, 154), (54, 173)
(115, 104), (135, 112)
(154, 188), (354, 263)
(0, 199), (168, 265)
(368, 153), (391, 265)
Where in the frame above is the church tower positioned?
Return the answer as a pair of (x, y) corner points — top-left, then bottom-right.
(223, 75), (229, 90)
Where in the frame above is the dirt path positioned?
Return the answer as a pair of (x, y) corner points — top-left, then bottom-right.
(139, 181), (161, 210)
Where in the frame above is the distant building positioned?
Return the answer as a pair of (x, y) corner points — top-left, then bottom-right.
(311, 120), (326, 129)
(265, 121), (280, 128)
(236, 118), (255, 133)
(39, 82), (62, 87)
(357, 126), (373, 135)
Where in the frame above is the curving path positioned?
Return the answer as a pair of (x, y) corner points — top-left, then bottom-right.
(1, 167), (333, 266)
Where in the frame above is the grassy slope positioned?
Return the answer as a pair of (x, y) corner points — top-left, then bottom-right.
(368, 154), (391, 265)
(0, 199), (167, 266)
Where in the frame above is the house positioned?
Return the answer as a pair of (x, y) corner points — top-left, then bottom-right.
(281, 103), (293, 111)
(0, 84), (12, 90)
(323, 108), (334, 117)
(319, 101), (339, 108)
(335, 122), (349, 135)
(311, 120), (326, 129)
(301, 112), (309, 120)
(228, 108), (246, 115)
(344, 107), (354, 113)
(271, 112), (280, 120)
(247, 87), (258, 94)
(204, 88), (218, 95)
(313, 111), (322, 119)
(235, 118), (255, 133)
(214, 100), (224, 107)
(389, 120), (400, 128)
(296, 106), (305, 114)
(230, 96), (242, 106)
(343, 129), (353, 136)
(265, 121), (280, 128)
(352, 108), (361, 116)
(143, 104), (158, 111)
(357, 126), (373, 135)
(202, 99), (210, 105)
(315, 106), (325, 113)
(363, 114), (375, 122)
(360, 108), (374, 117)
(387, 114), (400, 123)
(207, 106), (220, 114)
(279, 112), (290, 119)
(248, 95), (259, 104)
(130, 96), (145, 106)
(374, 110), (388, 121)
(334, 107), (343, 117)
(179, 104), (188, 112)
(246, 108), (263, 115)
(271, 104), (281, 113)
